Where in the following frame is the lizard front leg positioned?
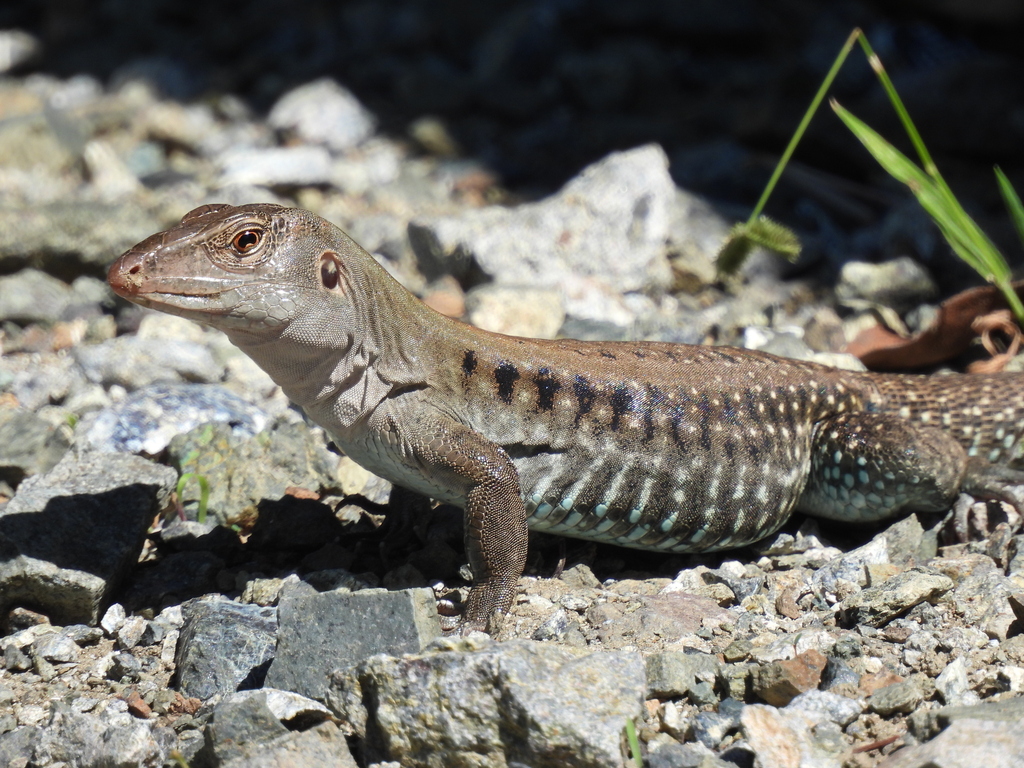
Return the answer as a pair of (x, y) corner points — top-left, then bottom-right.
(388, 413), (529, 634)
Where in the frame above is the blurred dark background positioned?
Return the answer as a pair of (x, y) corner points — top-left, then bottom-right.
(3, 0), (1024, 231)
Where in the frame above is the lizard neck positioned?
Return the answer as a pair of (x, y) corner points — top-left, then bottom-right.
(224, 252), (454, 431)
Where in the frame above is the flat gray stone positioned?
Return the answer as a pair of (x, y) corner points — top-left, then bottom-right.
(838, 567), (953, 627)
(646, 651), (721, 700)
(72, 336), (223, 390)
(334, 638), (645, 768)
(266, 587), (440, 703)
(221, 721), (358, 768)
(0, 452), (176, 625)
(879, 716), (1024, 768)
(174, 596), (278, 700)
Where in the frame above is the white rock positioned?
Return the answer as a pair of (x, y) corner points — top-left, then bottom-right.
(100, 603), (126, 636)
(269, 78), (376, 152)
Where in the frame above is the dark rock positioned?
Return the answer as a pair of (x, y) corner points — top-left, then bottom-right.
(249, 496), (344, 553)
(107, 651), (142, 683)
(266, 587), (440, 702)
(121, 550), (225, 611)
(174, 596), (278, 701)
(32, 702), (173, 767)
(0, 452), (176, 625)
(154, 518), (243, 559)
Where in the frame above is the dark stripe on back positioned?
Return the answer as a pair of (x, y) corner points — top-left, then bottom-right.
(534, 368), (561, 411)
(573, 375), (596, 425)
(610, 385), (632, 431)
(494, 361), (520, 404)
(462, 350), (477, 377)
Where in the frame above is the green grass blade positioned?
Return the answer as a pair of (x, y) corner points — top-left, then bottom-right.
(176, 472), (211, 525)
(995, 166), (1024, 251)
(625, 719), (642, 768)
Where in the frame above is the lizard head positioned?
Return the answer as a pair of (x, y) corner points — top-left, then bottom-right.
(108, 203), (375, 344)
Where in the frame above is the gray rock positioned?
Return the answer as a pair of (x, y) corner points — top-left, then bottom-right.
(648, 741), (735, 768)
(200, 690), (289, 765)
(869, 674), (933, 716)
(646, 651), (721, 700)
(908, 696), (1024, 742)
(174, 596), (278, 700)
(879, 718), (1024, 768)
(409, 144), (674, 310)
(0, 407), (71, 487)
(32, 632), (79, 664)
(838, 567), (954, 627)
(0, 269), (73, 325)
(72, 336), (223, 390)
(266, 587), (440, 703)
(121, 550), (224, 609)
(77, 383), (269, 455)
(0, 726), (40, 767)
(221, 721), (358, 768)
(836, 256), (938, 314)
(335, 638), (644, 768)
(0, 200), (168, 273)
(168, 419), (338, 524)
(785, 689), (863, 727)
(0, 452), (176, 625)
(811, 535), (890, 595)
(268, 78), (376, 153)
(107, 651), (142, 682)
(741, 703), (847, 768)
(935, 656), (978, 706)
(217, 145), (334, 188)
(32, 702), (173, 768)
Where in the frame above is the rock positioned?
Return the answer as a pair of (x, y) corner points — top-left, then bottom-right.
(0, 407), (71, 487)
(218, 145), (334, 188)
(648, 740), (733, 768)
(268, 78), (376, 153)
(838, 567), (954, 627)
(221, 721), (358, 768)
(935, 656), (978, 706)
(77, 383), (269, 456)
(32, 632), (79, 664)
(464, 284), (565, 339)
(31, 702), (173, 768)
(0, 30), (40, 73)
(333, 638), (645, 768)
(811, 534), (890, 595)
(107, 651), (142, 683)
(646, 651), (721, 701)
(409, 144), (674, 310)
(741, 703), (848, 768)
(691, 698), (744, 749)
(115, 616), (147, 650)
(200, 690), (289, 765)
(100, 603), (127, 636)
(908, 697), (1024, 742)
(0, 269), (74, 325)
(120, 550), (224, 609)
(751, 650), (828, 707)
(0, 452), (176, 625)
(248, 496), (345, 552)
(265, 587), (441, 703)
(879, 717), (1024, 768)
(168, 419), (338, 524)
(786, 689), (864, 727)
(0, 726), (39, 767)
(0, 200), (168, 275)
(869, 674), (933, 716)
(72, 336), (223, 390)
(174, 596), (278, 700)
(836, 256), (938, 314)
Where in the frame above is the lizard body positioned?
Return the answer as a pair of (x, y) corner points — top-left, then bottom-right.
(108, 203), (1024, 630)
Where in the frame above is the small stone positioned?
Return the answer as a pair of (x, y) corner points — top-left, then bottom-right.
(3, 644), (30, 672)
(100, 603), (126, 636)
(268, 78), (376, 152)
(839, 567), (954, 627)
(32, 633), (79, 663)
(836, 256), (938, 313)
(752, 650), (828, 707)
(869, 674), (933, 716)
(107, 652), (142, 683)
(936, 656), (978, 706)
(117, 616), (147, 650)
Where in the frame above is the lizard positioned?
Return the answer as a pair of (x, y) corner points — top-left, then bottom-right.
(107, 202), (1024, 632)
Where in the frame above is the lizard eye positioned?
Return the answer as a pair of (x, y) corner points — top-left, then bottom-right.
(320, 253), (341, 290)
(232, 229), (262, 254)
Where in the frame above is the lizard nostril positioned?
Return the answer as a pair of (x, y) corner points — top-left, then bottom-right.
(128, 264), (141, 275)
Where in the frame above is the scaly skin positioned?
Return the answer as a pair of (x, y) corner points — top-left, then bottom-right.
(108, 203), (1024, 631)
